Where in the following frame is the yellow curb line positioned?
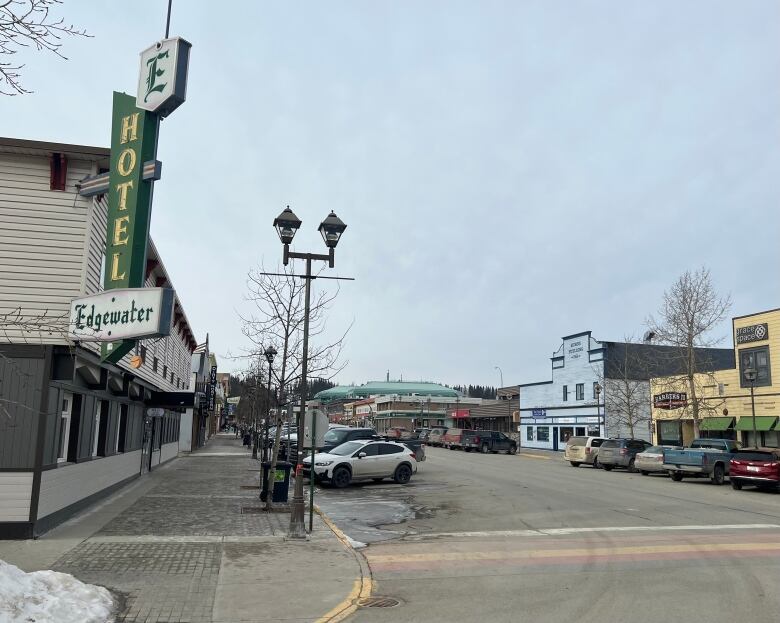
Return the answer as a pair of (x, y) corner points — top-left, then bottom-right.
(314, 504), (374, 623)
(518, 453), (553, 460)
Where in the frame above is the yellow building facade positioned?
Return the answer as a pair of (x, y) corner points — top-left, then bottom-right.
(651, 309), (780, 448)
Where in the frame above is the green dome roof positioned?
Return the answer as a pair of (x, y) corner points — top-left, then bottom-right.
(314, 381), (461, 404)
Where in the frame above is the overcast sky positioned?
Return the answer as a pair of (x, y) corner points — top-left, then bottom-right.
(7, 1), (780, 387)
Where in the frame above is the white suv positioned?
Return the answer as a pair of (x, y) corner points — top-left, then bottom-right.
(302, 440), (417, 488)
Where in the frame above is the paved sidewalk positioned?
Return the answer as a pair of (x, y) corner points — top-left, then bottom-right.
(0, 434), (364, 623)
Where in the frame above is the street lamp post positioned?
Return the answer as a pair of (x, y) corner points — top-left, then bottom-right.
(262, 345), (277, 462)
(251, 359), (261, 460)
(594, 382), (603, 437)
(744, 367), (758, 447)
(273, 206), (347, 539)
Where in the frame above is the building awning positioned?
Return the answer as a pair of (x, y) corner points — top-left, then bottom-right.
(146, 391), (196, 408)
(699, 417), (734, 431)
(735, 416), (778, 432)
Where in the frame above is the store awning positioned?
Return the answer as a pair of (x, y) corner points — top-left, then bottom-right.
(699, 417), (734, 431)
(735, 416), (778, 432)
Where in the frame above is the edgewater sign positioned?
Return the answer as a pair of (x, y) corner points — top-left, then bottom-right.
(69, 288), (174, 342)
(137, 37), (191, 116)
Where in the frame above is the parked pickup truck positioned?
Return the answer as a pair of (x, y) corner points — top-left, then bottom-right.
(461, 430), (517, 454)
(663, 439), (742, 485)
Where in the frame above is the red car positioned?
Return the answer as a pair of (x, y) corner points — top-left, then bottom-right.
(730, 448), (780, 490)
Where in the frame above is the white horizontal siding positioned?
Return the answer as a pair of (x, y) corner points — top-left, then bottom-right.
(0, 152), (98, 344)
(0, 472), (33, 521)
(37, 451), (141, 519)
(159, 442), (178, 464)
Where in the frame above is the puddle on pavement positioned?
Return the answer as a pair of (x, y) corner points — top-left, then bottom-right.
(313, 481), (444, 544)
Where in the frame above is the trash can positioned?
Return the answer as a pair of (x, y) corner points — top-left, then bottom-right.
(260, 461), (292, 503)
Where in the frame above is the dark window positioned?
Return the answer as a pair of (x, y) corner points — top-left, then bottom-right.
(740, 346), (771, 388)
(576, 384), (584, 400)
(153, 357), (159, 372)
(96, 400), (110, 457)
(562, 385), (568, 401)
(117, 404), (128, 452)
(379, 444), (404, 455)
(593, 382), (599, 399)
(536, 427), (550, 442)
(50, 153), (67, 190)
(575, 427), (586, 436)
(163, 365), (168, 379)
(527, 427), (534, 441)
(66, 394), (83, 463)
(354, 443), (379, 457)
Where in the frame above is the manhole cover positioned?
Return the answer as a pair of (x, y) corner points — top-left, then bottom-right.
(357, 597), (401, 608)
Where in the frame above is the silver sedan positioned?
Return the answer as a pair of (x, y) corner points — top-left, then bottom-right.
(635, 445), (682, 475)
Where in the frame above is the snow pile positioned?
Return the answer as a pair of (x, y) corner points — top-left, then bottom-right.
(345, 535), (367, 549)
(0, 559), (114, 623)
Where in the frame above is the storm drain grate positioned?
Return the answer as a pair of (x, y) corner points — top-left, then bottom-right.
(357, 597), (401, 608)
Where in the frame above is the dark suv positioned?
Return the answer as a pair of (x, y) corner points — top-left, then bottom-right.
(461, 430), (517, 454)
(320, 427), (377, 454)
(598, 438), (653, 471)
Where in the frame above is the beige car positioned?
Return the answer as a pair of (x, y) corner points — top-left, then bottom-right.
(564, 436), (606, 467)
(427, 427), (448, 447)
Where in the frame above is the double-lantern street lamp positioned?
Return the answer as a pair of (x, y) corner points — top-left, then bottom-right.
(262, 345), (277, 462)
(273, 206), (347, 539)
(743, 366), (758, 447)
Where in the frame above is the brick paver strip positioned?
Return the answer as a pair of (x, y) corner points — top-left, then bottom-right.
(49, 436), (307, 622)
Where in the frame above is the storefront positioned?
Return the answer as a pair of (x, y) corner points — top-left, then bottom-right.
(651, 309), (780, 448)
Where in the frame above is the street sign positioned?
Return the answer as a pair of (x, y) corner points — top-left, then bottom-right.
(532, 408), (546, 418)
(302, 409), (328, 449)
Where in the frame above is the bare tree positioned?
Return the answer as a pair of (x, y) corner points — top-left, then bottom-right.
(594, 337), (651, 439)
(1, 0), (91, 95)
(647, 267), (732, 438)
(239, 264), (351, 509)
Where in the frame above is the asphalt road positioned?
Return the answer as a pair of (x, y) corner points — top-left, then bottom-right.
(315, 447), (780, 623)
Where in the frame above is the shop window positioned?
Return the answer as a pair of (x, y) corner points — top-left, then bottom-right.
(117, 404), (128, 453)
(95, 400), (109, 457)
(559, 427), (574, 443)
(536, 427), (550, 442)
(576, 427), (586, 436)
(740, 347), (771, 388)
(58, 393), (73, 463)
(562, 386), (568, 402)
(526, 427), (534, 441)
(576, 384), (584, 400)
(65, 395), (83, 463)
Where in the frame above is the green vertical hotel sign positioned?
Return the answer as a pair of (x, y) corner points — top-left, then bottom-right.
(101, 92), (158, 363)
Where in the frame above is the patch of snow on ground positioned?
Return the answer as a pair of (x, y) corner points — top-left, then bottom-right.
(0, 559), (114, 623)
(345, 535), (367, 549)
